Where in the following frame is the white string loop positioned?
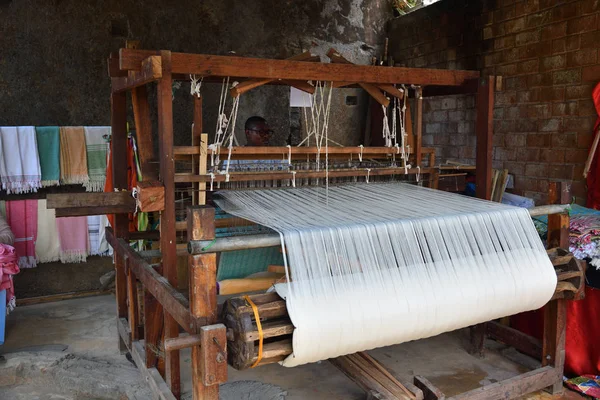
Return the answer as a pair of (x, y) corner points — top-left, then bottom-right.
(366, 168), (371, 183)
(291, 171), (297, 188)
(358, 144), (364, 162)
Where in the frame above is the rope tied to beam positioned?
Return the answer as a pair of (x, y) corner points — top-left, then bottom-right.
(244, 295), (264, 368)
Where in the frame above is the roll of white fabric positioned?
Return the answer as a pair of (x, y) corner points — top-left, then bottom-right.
(215, 183), (557, 367)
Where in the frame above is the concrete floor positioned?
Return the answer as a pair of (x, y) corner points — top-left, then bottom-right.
(0, 294), (585, 399)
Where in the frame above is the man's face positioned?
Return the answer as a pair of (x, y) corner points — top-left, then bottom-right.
(245, 121), (272, 146)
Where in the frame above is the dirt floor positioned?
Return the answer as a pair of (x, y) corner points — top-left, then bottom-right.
(0, 294), (587, 400)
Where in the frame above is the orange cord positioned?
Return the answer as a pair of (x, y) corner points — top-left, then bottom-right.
(244, 295), (264, 368)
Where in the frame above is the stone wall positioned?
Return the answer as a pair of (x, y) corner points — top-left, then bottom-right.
(388, 0), (600, 204)
(0, 0), (392, 146)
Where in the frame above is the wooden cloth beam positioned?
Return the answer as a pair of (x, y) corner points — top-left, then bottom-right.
(112, 55), (162, 93)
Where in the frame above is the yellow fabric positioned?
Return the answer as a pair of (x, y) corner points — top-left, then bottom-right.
(244, 295), (264, 368)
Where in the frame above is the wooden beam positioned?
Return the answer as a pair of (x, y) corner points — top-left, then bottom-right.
(188, 206), (220, 399)
(326, 49), (405, 100)
(132, 86), (159, 180)
(175, 167), (433, 184)
(230, 51), (319, 97)
(486, 321), (542, 359)
(475, 77), (494, 200)
(542, 299), (567, 394)
(414, 376), (445, 400)
(112, 55), (162, 93)
(415, 86), (423, 166)
(450, 366), (559, 400)
(547, 182), (571, 249)
(119, 49), (481, 86)
(174, 145), (436, 157)
(47, 192), (136, 217)
(111, 89), (129, 353)
(327, 49), (390, 107)
(157, 50), (180, 398)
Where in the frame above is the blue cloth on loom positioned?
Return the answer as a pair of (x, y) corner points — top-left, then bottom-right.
(214, 207), (285, 281)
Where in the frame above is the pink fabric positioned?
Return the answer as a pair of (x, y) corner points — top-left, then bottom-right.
(0, 244), (20, 308)
(56, 216), (89, 263)
(5, 200), (38, 268)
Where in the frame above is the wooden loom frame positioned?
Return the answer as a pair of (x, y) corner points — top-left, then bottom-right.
(97, 47), (581, 400)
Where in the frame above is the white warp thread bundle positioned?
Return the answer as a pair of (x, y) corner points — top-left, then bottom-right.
(215, 183), (557, 368)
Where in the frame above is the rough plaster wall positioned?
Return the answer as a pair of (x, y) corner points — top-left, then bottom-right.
(0, 0), (392, 146)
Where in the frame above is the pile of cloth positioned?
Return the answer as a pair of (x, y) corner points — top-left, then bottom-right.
(0, 126), (110, 194)
(0, 244), (19, 314)
(533, 204), (600, 269)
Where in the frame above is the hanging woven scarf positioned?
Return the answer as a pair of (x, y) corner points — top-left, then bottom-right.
(5, 200), (38, 268)
(84, 126), (110, 192)
(59, 126), (89, 185)
(35, 126), (61, 187)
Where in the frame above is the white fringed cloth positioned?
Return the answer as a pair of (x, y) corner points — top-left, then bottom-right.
(215, 183), (557, 367)
(0, 127), (42, 194)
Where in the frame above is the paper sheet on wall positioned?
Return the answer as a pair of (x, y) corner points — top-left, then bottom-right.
(290, 87), (312, 107)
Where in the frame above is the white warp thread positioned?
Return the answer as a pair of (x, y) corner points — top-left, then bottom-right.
(215, 183), (556, 367)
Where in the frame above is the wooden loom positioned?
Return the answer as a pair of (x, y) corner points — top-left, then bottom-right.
(48, 47), (584, 400)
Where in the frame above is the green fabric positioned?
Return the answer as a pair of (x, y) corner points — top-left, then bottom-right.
(84, 127), (110, 192)
(0, 201), (5, 219)
(217, 247), (285, 280)
(35, 126), (60, 184)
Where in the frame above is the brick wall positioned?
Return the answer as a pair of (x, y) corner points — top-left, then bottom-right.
(388, 0), (600, 204)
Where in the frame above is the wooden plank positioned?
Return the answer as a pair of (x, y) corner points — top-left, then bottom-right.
(117, 317), (132, 351)
(112, 55), (162, 93)
(547, 182), (570, 249)
(469, 323), (486, 358)
(188, 206), (220, 400)
(198, 134), (208, 206)
(449, 366), (558, 400)
(199, 324), (228, 387)
(175, 145), (434, 157)
(132, 85), (159, 180)
(414, 376), (445, 400)
(144, 288), (165, 371)
(415, 86), (423, 166)
(475, 77), (494, 200)
(128, 339), (177, 400)
(111, 89), (129, 352)
(157, 50), (180, 398)
(119, 49), (481, 86)
(176, 167), (434, 183)
(542, 299), (567, 394)
(126, 258), (140, 341)
(486, 321), (542, 359)
(47, 192), (135, 210)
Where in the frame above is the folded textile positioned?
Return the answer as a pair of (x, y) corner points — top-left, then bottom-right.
(0, 215), (14, 246)
(59, 126), (89, 185)
(87, 215), (110, 256)
(0, 244), (20, 313)
(36, 200), (61, 263)
(56, 216), (88, 263)
(84, 127), (110, 192)
(5, 200), (38, 268)
(35, 126), (61, 187)
(0, 127), (42, 194)
(564, 375), (600, 398)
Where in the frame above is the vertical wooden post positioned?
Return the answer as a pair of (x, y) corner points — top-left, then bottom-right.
(126, 257), (139, 341)
(542, 299), (567, 394)
(132, 86), (158, 180)
(475, 76), (494, 200)
(188, 206), (220, 400)
(547, 182), (571, 249)
(192, 95), (204, 205)
(157, 50), (181, 398)
(415, 87), (423, 167)
(111, 89), (129, 352)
